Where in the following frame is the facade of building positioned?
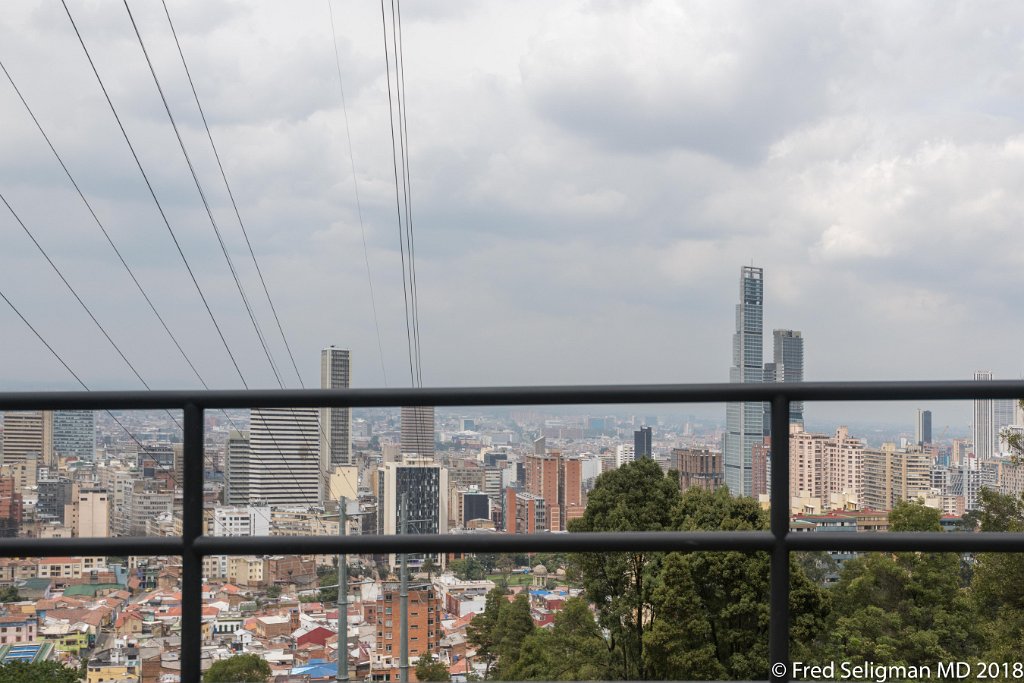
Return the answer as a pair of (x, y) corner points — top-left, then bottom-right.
(224, 430), (251, 506)
(248, 408), (321, 507)
(320, 347), (352, 473)
(377, 457), (448, 567)
(916, 409), (932, 446)
(1, 411), (50, 466)
(974, 371), (994, 460)
(634, 426), (652, 459)
(861, 444), (931, 511)
(52, 410), (95, 461)
(772, 329), (804, 425)
(675, 447), (723, 492)
(400, 406), (435, 458)
(375, 582), (442, 661)
(725, 265), (764, 496)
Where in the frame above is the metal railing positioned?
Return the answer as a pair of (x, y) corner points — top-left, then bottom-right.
(4, 380), (1024, 682)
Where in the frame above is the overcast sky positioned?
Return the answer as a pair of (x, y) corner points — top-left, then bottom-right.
(0, 1), (1021, 428)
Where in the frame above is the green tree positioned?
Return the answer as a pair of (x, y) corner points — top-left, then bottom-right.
(265, 584), (282, 599)
(204, 653), (272, 682)
(450, 557), (486, 581)
(493, 594), (535, 679)
(643, 487), (830, 680)
(568, 458), (680, 680)
(0, 585), (20, 603)
(504, 597), (612, 681)
(416, 652), (452, 682)
(0, 661), (80, 683)
(466, 587), (506, 680)
(828, 499), (977, 667)
(971, 488), (1024, 661)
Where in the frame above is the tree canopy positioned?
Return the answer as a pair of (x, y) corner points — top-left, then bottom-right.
(415, 652), (451, 682)
(205, 653), (272, 682)
(0, 661), (79, 683)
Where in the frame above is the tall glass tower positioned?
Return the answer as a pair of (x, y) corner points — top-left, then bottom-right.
(725, 266), (764, 497)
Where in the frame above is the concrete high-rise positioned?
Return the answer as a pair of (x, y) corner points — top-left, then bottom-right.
(725, 266), (764, 496)
(401, 406), (435, 457)
(1, 411), (51, 466)
(248, 408), (321, 507)
(320, 347), (352, 469)
(224, 430), (251, 506)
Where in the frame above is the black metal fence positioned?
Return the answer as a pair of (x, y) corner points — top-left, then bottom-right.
(4, 380), (1024, 682)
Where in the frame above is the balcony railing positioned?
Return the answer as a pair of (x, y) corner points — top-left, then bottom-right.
(4, 380), (1024, 682)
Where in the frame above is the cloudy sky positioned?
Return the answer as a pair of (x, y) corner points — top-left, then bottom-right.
(1, 1), (1022, 427)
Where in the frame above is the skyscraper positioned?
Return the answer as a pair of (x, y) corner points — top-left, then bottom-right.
(725, 266), (764, 496)
(401, 406), (435, 457)
(994, 397), (1016, 455)
(634, 426), (653, 458)
(974, 371), (994, 460)
(915, 409), (932, 446)
(248, 408), (321, 506)
(772, 329), (804, 425)
(377, 456), (448, 567)
(320, 347), (352, 469)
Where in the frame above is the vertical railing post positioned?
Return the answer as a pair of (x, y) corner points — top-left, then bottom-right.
(182, 403), (204, 682)
(770, 393), (790, 683)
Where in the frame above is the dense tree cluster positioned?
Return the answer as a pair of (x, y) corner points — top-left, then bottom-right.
(468, 458), (1024, 680)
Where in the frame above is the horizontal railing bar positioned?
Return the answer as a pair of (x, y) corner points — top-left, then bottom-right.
(1, 380), (1023, 410)
(195, 531), (776, 555)
(0, 536), (183, 557)
(786, 531), (1024, 552)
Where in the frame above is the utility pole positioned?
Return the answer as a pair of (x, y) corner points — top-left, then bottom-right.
(400, 492), (409, 683)
(336, 495), (348, 683)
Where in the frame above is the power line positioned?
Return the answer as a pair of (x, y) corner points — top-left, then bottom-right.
(158, 0), (306, 390)
(0, 286), (189, 493)
(0, 57), (207, 390)
(60, 0), (249, 390)
(155, 0), (361, 508)
(379, 0), (416, 388)
(122, 0), (286, 391)
(62, 0), (325, 527)
(393, 0), (423, 388)
(326, 0), (389, 388)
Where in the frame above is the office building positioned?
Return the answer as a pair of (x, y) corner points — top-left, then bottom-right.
(401, 406), (435, 458)
(675, 447), (723, 492)
(52, 410), (95, 461)
(994, 398), (1016, 455)
(974, 371), (994, 460)
(320, 347), (352, 472)
(249, 408), (321, 507)
(634, 426), (652, 459)
(65, 486), (110, 538)
(916, 409), (932, 446)
(725, 265), (764, 496)
(1, 411), (51, 466)
(772, 329), (804, 425)
(225, 430), (251, 506)
(377, 457), (448, 567)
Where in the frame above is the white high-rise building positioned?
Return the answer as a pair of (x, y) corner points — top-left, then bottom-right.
(725, 266), (764, 496)
(615, 444), (635, 468)
(320, 347), (352, 470)
(249, 408), (321, 507)
(974, 371), (994, 460)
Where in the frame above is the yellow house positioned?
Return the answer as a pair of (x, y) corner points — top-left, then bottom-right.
(85, 662), (136, 683)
